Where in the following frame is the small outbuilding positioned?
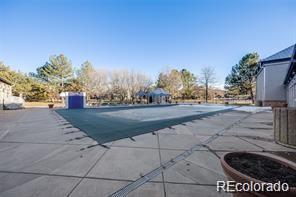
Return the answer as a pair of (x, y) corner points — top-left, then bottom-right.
(148, 88), (170, 104)
(64, 92), (86, 109)
(135, 90), (148, 104)
(136, 88), (171, 104)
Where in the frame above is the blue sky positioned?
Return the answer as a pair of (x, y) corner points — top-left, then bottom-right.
(1, 0), (296, 87)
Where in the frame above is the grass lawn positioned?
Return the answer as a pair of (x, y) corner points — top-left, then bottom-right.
(25, 102), (64, 108)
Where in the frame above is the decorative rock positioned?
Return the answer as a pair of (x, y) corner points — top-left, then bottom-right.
(3, 96), (24, 110)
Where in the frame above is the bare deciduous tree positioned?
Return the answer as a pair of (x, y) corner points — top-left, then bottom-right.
(199, 67), (216, 103)
(89, 69), (109, 99)
(110, 69), (130, 102)
(77, 61), (108, 100)
(128, 71), (152, 103)
(157, 68), (183, 99)
(110, 69), (152, 103)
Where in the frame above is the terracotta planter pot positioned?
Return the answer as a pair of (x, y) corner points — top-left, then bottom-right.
(221, 152), (296, 197)
(48, 104), (54, 109)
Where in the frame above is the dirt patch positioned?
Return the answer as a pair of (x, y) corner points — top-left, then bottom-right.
(259, 122), (273, 126)
(243, 127), (272, 130)
(240, 136), (274, 142)
(225, 153), (296, 187)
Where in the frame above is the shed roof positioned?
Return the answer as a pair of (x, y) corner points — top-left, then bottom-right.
(136, 91), (147, 97)
(0, 77), (12, 85)
(149, 88), (170, 96)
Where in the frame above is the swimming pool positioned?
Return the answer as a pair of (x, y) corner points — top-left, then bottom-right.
(56, 104), (234, 144)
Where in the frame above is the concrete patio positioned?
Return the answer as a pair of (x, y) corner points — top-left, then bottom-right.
(0, 107), (295, 197)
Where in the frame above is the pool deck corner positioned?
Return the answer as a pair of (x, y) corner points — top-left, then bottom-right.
(0, 106), (295, 197)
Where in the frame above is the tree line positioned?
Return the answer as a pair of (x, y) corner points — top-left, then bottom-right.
(0, 52), (259, 104)
(224, 53), (259, 103)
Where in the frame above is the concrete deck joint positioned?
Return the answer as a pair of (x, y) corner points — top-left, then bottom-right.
(109, 108), (262, 197)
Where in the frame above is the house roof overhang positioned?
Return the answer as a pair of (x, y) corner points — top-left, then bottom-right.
(256, 44), (296, 84)
(256, 45), (294, 78)
(255, 58), (291, 78)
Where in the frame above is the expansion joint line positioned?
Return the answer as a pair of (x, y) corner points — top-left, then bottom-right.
(156, 131), (167, 197)
(109, 108), (269, 197)
(66, 145), (111, 197)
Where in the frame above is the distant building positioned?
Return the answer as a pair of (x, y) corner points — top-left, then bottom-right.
(136, 88), (171, 104)
(0, 77), (12, 109)
(256, 44), (296, 107)
(0, 77), (24, 110)
(148, 88), (171, 104)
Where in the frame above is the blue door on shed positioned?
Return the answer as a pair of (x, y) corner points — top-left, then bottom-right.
(68, 96), (84, 109)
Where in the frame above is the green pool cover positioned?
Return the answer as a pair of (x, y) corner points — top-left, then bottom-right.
(56, 105), (234, 144)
